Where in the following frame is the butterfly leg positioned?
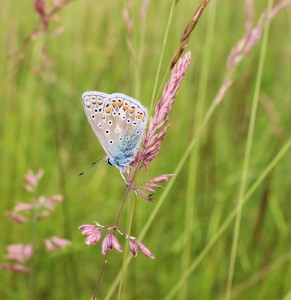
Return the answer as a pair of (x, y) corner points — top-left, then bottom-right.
(120, 170), (129, 186)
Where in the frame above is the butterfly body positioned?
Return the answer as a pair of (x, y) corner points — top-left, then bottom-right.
(82, 91), (147, 177)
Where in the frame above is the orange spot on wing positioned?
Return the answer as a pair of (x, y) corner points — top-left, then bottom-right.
(105, 106), (111, 113)
(137, 113), (143, 119)
(102, 113), (106, 119)
(129, 107), (136, 114)
(123, 104), (129, 111)
(117, 100), (123, 107)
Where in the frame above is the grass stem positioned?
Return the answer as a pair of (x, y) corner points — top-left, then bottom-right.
(225, 1), (273, 298)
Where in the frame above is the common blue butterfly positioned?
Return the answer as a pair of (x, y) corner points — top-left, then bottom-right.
(81, 91), (147, 180)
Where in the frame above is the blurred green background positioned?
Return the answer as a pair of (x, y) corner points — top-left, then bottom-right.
(1, 0), (291, 299)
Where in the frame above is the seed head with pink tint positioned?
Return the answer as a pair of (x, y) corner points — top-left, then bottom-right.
(23, 169), (43, 193)
(227, 1), (291, 71)
(1, 169), (71, 273)
(44, 236), (71, 252)
(6, 170), (63, 223)
(5, 244), (33, 264)
(133, 173), (175, 202)
(79, 222), (154, 259)
(132, 52), (191, 169)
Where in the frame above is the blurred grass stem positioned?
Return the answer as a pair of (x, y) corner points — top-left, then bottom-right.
(180, 2), (216, 299)
(227, 251), (291, 299)
(164, 137), (291, 300)
(225, 0), (273, 298)
(117, 195), (136, 300)
(149, 0), (176, 113)
(93, 164), (140, 299)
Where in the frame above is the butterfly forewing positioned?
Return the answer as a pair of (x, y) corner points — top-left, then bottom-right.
(82, 92), (147, 162)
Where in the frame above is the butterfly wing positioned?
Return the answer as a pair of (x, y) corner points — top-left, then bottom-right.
(82, 92), (147, 166)
(99, 93), (147, 163)
(82, 91), (112, 156)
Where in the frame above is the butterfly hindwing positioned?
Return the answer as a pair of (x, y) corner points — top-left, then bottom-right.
(100, 93), (147, 159)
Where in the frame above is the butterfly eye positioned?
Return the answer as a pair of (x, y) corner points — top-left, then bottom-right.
(109, 140), (113, 144)
(136, 130), (140, 134)
(98, 123), (102, 128)
(105, 130), (110, 135)
(127, 119), (131, 124)
(94, 108), (98, 113)
(132, 121), (137, 126)
(126, 137), (130, 141)
(108, 120), (113, 126)
(91, 115), (95, 119)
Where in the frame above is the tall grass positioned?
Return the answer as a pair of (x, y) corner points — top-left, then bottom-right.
(1, 1), (291, 299)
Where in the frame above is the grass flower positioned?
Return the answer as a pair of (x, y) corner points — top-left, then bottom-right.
(4, 211), (27, 224)
(170, 0), (210, 68)
(23, 169), (43, 193)
(111, 235), (123, 252)
(136, 241), (155, 259)
(6, 194), (63, 223)
(34, 0), (48, 30)
(101, 234), (113, 255)
(5, 244), (33, 263)
(213, 0), (291, 109)
(227, 0), (291, 71)
(133, 174), (175, 201)
(0, 264), (29, 273)
(79, 223), (154, 259)
(7, 171), (63, 223)
(129, 241), (137, 257)
(45, 236), (71, 252)
(80, 225), (102, 245)
(2, 170), (70, 275)
(132, 52), (191, 169)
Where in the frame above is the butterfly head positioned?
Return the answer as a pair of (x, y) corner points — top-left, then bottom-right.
(106, 153), (135, 174)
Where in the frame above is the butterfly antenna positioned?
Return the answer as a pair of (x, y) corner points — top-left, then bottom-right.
(77, 158), (105, 176)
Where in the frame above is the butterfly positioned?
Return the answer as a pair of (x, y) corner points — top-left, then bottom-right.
(81, 91), (148, 180)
